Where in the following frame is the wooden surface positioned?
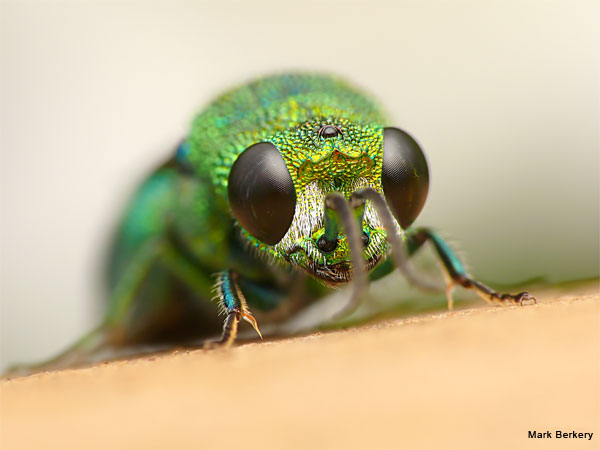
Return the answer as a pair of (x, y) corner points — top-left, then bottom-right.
(1, 283), (599, 449)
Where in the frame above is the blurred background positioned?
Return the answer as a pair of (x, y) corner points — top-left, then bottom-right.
(1, 0), (598, 370)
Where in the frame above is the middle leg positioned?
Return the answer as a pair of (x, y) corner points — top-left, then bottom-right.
(406, 227), (536, 309)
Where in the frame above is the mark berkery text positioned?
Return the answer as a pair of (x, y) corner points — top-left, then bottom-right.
(528, 431), (593, 440)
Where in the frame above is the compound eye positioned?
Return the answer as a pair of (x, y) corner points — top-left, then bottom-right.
(381, 127), (429, 229)
(228, 142), (296, 245)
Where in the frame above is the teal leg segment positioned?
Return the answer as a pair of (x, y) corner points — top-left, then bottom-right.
(210, 270), (262, 348)
(406, 228), (467, 279)
(406, 227), (536, 309)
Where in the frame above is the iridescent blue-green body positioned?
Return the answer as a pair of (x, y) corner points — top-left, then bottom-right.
(44, 73), (536, 363)
(105, 73), (391, 344)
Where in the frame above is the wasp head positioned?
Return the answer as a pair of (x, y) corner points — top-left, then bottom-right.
(227, 118), (429, 286)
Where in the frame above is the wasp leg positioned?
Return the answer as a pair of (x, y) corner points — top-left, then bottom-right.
(108, 238), (259, 351)
(105, 241), (166, 329)
(206, 270), (263, 349)
(4, 325), (108, 376)
(406, 227), (536, 310)
(6, 239), (166, 375)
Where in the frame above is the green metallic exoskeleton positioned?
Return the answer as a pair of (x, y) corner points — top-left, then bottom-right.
(38, 74), (536, 367)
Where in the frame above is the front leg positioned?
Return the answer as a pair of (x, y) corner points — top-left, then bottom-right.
(406, 227), (536, 310)
(209, 270), (263, 348)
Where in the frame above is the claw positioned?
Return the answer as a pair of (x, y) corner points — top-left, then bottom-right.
(517, 292), (537, 306)
(240, 310), (263, 339)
